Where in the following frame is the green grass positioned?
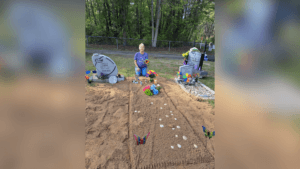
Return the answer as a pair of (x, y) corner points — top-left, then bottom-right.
(85, 52), (215, 107)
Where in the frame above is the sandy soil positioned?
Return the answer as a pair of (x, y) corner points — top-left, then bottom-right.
(85, 76), (215, 169)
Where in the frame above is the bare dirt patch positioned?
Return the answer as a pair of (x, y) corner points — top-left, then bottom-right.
(85, 76), (215, 169)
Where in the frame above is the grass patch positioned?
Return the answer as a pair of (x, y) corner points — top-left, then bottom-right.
(85, 52), (214, 88)
(198, 99), (215, 108)
(85, 52), (215, 107)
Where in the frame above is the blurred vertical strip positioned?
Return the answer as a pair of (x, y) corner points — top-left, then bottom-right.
(215, 0), (300, 168)
(0, 0), (85, 169)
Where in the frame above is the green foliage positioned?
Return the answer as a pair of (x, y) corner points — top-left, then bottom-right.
(86, 0), (215, 43)
(144, 89), (153, 96)
(156, 86), (162, 92)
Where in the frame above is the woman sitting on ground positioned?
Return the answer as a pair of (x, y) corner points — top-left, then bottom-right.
(134, 43), (149, 76)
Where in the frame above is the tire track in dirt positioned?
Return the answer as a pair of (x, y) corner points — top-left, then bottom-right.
(161, 83), (215, 160)
(128, 82), (134, 168)
(150, 106), (157, 164)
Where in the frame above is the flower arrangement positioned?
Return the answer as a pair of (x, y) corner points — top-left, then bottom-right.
(143, 84), (162, 96)
(182, 51), (189, 59)
(182, 73), (192, 83)
(99, 72), (109, 80)
(146, 70), (158, 82)
(85, 70), (92, 83)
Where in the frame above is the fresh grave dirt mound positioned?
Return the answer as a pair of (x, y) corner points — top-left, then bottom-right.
(85, 76), (215, 169)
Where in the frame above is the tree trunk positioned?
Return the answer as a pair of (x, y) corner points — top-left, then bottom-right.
(136, 1), (139, 38)
(90, 0), (97, 26)
(122, 3), (127, 46)
(111, 0), (118, 37)
(152, 0), (161, 47)
(151, 0), (154, 46)
(105, 0), (112, 28)
(102, 1), (110, 34)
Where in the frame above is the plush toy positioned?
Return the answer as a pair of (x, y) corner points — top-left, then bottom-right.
(150, 84), (156, 91)
(153, 89), (159, 95)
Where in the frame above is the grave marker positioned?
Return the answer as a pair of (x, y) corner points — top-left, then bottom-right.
(92, 53), (118, 78)
(89, 53), (124, 83)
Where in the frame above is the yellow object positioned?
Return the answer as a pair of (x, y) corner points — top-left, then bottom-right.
(186, 73), (188, 76)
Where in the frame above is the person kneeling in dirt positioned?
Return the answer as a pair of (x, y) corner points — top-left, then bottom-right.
(134, 43), (148, 76)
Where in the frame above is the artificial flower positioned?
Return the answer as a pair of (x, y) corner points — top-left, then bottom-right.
(146, 74), (149, 77)
(85, 75), (89, 80)
(144, 89), (153, 96)
(143, 85), (150, 92)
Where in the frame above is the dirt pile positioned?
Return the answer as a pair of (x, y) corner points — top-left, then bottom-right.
(85, 76), (215, 169)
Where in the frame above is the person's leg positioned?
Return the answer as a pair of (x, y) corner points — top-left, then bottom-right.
(135, 67), (142, 76)
(141, 67), (147, 76)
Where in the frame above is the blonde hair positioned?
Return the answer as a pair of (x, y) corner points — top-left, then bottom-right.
(139, 43), (145, 50)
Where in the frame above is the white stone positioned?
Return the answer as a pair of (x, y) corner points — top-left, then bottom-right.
(160, 124), (164, 128)
(183, 136), (187, 140)
(177, 144), (181, 148)
(166, 115), (169, 117)
(177, 126), (180, 129)
(160, 107), (162, 109)
(109, 76), (117, 84)
(171, 146), (174, 149)
(174, 118), (177, 120)
(194, 144), (198, 148)
(159, 118), (162, 121)
(172, 128), (175, 130)
(175, 135), (178, 137)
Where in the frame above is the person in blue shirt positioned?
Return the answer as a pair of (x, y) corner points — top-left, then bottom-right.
(134, 43), (148, 76)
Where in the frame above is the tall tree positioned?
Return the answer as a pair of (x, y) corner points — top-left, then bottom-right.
(151, 0), (154, 45)
(152, 0), (162, 47)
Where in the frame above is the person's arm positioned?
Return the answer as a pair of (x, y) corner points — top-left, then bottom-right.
(134, 53), (139, 68)
(134, 60), (138, 67)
